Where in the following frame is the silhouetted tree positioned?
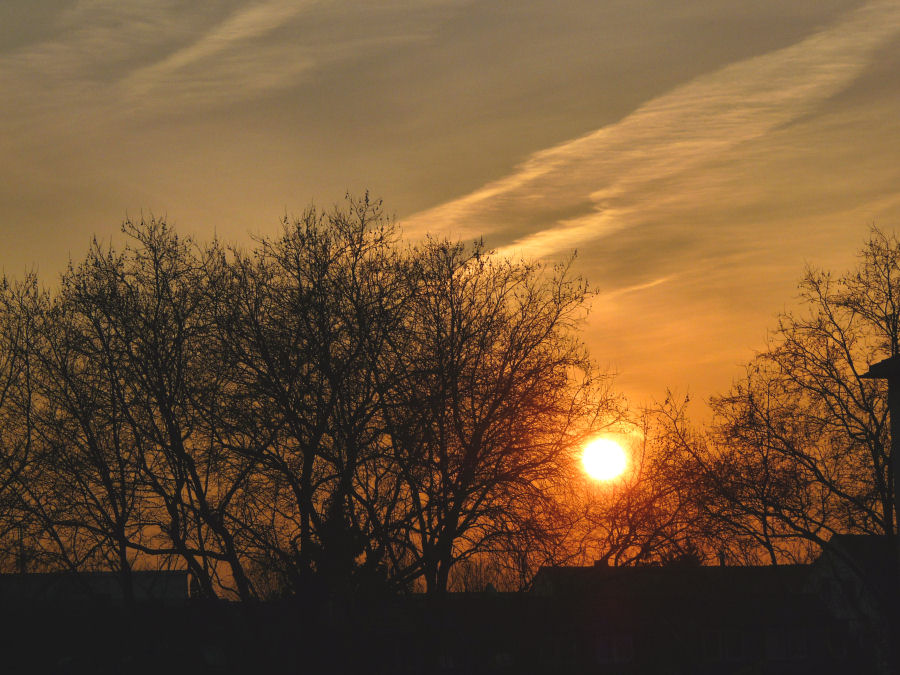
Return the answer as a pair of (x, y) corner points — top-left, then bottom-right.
(378, 240), (605, 594)
(0, 197), (626, 598)
(695, 228), (897, 562)
(15, 268), (147, 599)
(0, 276), (42, 572)
(210, 196), (407, 595)
(61, 222), (255, 599)
(573, 407), (716, 568)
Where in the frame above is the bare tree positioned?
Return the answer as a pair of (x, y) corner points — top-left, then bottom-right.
(0, 199), (624, 599)
(0, 276), (42, 572)
(378, 240), (607, 594)
(695, 228), (898, 562)
(62, 221), (255, 599)
(572, 407), (715, 568)
(19, 270), (148, 600)
(211, 196), (407, 595)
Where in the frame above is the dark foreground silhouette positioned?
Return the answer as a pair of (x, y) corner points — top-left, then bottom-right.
(0, 535), (891, 675)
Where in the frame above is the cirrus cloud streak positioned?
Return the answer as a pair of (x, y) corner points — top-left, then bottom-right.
(401, 0), (900, 259)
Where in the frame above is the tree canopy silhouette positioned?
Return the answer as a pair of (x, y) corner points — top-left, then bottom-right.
(0, 196), (615, 597)
(665, 228), (900, 564)
(9, 198), (890, 593)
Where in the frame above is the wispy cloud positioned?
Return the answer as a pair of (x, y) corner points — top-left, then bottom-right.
(121, 1), (319, 105)
(401, 0), (900, 259)
(593, 275), (677, 302)
(0, 0), (463, 122)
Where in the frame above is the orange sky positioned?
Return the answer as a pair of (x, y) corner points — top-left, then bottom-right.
(2, 0), (900, 409)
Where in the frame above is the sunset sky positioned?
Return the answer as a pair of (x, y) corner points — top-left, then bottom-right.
(3, 0), (900, 408)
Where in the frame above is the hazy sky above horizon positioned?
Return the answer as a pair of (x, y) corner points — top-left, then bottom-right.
(3, 0), (900, 408)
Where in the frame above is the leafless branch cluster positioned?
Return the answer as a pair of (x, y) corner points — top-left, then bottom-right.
(5, 202), (890, 597)
(657, 228), (900, 565)
(0, 196), (616, 599)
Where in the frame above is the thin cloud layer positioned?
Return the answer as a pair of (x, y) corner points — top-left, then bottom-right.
(401, 0), (900, 259)
(1, 0), (896, 406)
(122, 1), (319, 103)
(0, 0), (464, 123)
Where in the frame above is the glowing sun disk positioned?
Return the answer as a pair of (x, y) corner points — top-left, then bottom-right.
(582, 437), (627, 481)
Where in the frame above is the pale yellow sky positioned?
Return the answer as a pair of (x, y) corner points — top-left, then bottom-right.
(2, 0), (899, 408)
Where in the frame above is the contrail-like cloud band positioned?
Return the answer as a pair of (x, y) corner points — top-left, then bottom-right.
(401, 0), (900, 259)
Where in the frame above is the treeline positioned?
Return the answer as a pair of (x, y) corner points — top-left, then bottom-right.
(697, 229), (897, 562)
(642, 228), (898, 569)
(0, 196), (616, 601)
(0, 197), (895, 602)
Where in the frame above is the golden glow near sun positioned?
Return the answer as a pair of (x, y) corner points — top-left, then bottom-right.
(582, 437), (628, 481)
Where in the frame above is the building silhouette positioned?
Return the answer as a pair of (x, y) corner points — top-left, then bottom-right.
(0, 536), (893, 673)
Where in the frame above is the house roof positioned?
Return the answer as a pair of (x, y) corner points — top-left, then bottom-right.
(532, 561), (810, 599)
(0, 570), (189, 604)
(530, 561), (820, 629)
(817, 533), (897, 589)
(861, 354), (900, 379)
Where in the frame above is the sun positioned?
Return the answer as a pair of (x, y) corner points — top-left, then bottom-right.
(582, 437), (628, 481)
